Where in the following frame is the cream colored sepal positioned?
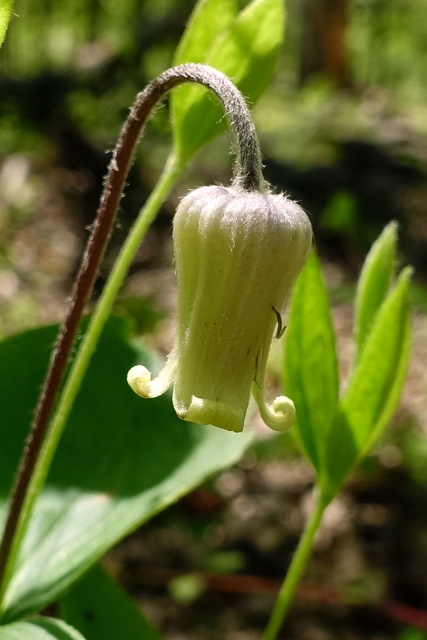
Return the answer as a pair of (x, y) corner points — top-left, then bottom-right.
(127, 354), (176, 398)
(175, 396), (245, 433)
(251, 383), (296, 432)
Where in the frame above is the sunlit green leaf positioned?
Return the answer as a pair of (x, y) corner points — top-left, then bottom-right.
(355, 268), (411, 454)
(174, 0), (237, 67)
(354, 222), (397, 356)
(283, 252), (339, 473)
(61, 564), (161, 640)
(172, 0), (284, 162)
(321, 268), (411, 500)
(0, 0), (14, 49)
(0, 617), (85, 640)
(343, 267), (411, 451)
(0, 317), (253, 621)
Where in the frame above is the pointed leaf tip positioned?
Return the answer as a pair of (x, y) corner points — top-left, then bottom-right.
(355, 221), (398, 355)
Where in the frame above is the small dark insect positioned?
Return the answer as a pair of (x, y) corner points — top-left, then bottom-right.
(272, 306), (286, 339)
(253, 350), (261, 388)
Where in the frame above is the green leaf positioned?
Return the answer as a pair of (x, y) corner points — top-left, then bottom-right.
(60, 564), (161, 640)
(172, 0), (284, 162)
(0, 0), (14, 49)
(321, 268), (411, 499)
(354, 222), (397, 356)
(283, 252), (339, 473)
(0, 317), (253, 621)
(174, 0), (237, 67)
(0, 617), (86, 640)
(398, 627), (427, 640)
(350, 267), (411, 454)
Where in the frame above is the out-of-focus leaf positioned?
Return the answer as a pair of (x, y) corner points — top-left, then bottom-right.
(0, 0), (14, 49)
(0, 617), (86, 640)
(172, 0), (284, 162)
(354, 222), (397, 356)
(320, 190), (358, 236)
(321, 268), (411, 500)
(168, 574), (206, 605)
(114, 296), (165, 335)
(403, 429), (427, 484)
(60, 564), (161, 640)
(283, 252), (339, 473)
(0, 317), (253, 622)
(398, 627), (427, 640)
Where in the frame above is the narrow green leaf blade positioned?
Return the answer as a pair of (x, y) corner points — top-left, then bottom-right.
(283, 252), (339, 473)
(322, 268), (411, 499)
(0, 617), (86, 640)
(0, 317), (253, 621)
(354, 222), (397, 355)
(349, 267), (411, 453)
(343, 267), (411, 450)
(172, 0), (284, 162)
(174, 0), (237, 66)
(61, 564), (161, 640)
(0, 0), (14, 49)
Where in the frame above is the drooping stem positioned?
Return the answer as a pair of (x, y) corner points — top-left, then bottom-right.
(261, 490), (328, 640)
(0, 63), (263, 606)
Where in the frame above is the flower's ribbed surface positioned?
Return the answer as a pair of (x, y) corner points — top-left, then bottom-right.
(127, 184), (312, 431)
(169, 185), (312, 431)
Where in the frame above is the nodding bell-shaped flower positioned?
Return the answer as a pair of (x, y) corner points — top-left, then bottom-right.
(127, 184), (312, 433)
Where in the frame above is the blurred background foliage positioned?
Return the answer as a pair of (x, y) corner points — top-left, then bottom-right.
(1, 2), (427, 637)
(2, 0), (427, 297)
(2, 0), (427, 271)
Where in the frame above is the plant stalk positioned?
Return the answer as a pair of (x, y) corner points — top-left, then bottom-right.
(261, 490), (327, 640)
(0, 63), (263, 610)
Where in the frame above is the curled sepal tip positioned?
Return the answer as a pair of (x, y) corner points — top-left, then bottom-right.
(127, 358), (176, 399)
(251, 383), (296, 432)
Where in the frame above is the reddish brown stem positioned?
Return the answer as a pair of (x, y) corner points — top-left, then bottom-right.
(0, 63), (262, 599)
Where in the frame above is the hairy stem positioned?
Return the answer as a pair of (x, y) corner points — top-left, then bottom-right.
(0, 63), (263, 608)
(261, 491), (327, 640)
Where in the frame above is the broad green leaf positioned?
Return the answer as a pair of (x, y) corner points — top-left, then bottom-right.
(283, 252), (339, 473)
(0, 317), (253, 621)
(0, 0), (14, 49)
(0, 617), (85, 640)
(172, 0), (284, 162)
(61, 564), (161, 640)
(354, 222), (397, 356)
(321, 268), (411, 500)
(174, 0), (237, 66)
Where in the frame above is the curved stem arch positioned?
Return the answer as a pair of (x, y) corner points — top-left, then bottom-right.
(0, 64), (263, 605)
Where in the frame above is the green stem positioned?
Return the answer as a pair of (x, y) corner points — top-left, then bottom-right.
(0, 63), (263, 611)
(0, 153), (183, 610)
(261, 490), (328, 640)
(36, 152), (183, 467)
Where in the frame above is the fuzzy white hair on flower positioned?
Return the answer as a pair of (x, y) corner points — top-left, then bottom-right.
(127, 66), (312, 432)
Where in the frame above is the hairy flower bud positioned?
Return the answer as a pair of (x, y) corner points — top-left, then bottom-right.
(128, 185), (312, 432)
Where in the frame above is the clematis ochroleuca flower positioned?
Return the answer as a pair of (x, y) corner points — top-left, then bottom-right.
(127, 184), (312, 433)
